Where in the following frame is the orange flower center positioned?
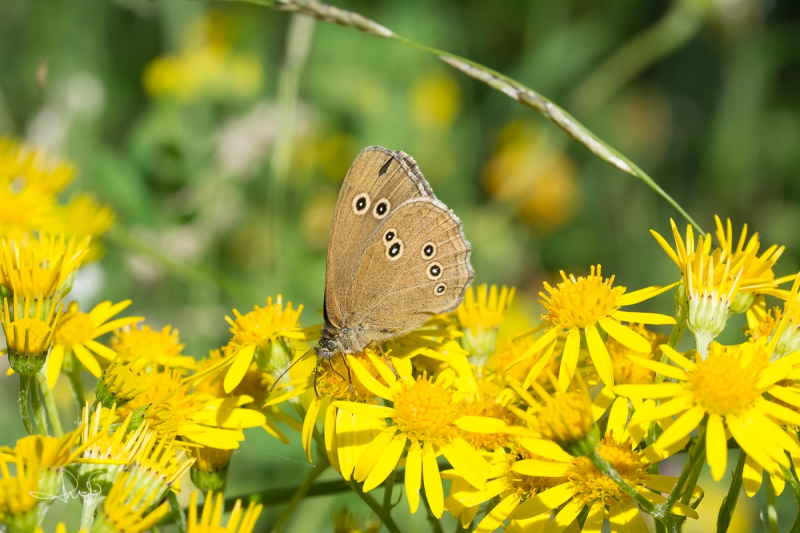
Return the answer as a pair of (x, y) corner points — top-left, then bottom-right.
(688, 342), (767, 415)
(392, 377), (461, 444)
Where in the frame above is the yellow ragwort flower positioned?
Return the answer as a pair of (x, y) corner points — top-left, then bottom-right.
(617, 338), (800, 481)
(56, 194), (115, 262)
(187, 490), (263, 533)
(110, 323), (196, 370)
(335, 358), (507, 518)
(47, 300), (142, 386)
(0, 448), (39, 532)
(93, 470), (170, 533)
(456, 284), (515, 366)
(0, 233), (89, 299)
(223, 295), (306, 393)
(507, 265), (675, 389)
(1, 295), (62, 375)
(0, 137), (74, 196)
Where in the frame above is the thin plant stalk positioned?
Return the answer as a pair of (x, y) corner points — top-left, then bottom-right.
(766, 475), (779, 533)
(716, 449), (746, 533)
(383, 469), (396, 511)
(30, 376), (48, 436)
(167, 491), (187, 533)
(422, 495), (445, 533)
(226, 0), (704, 233)
(37, 372), (63, 437)
(80, 495), (102, 532)
(272, 454), (329, 532)
(781, 464), (800, 533)
(345, 479), (401, 533)
(18, 374), (35, 435)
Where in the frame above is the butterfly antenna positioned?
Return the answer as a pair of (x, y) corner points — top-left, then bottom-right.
(268, 345), (316, 393)
(340, 352), (355, 395)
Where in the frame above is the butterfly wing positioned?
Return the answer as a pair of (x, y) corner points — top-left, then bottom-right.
(342, 197), (474, 342)
(324, 146), (434, 328)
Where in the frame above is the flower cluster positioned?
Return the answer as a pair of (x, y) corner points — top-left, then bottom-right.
(3, 139), (800, 533)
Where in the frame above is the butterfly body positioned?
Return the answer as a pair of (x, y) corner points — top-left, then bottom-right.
(311, 146), (474, 388)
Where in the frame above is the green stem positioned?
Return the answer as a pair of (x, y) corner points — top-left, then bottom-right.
(766, 475), (779, 533)
(345, 479), (401, 533)
(272, 456), (329, 532)
(423, 494), (445, 533)
(67, 367), (85, 409)
(663, 421), (707, 513)
(781, 464), (800, 533)
(717, 450), (746, 533)
(18, 374), (35, 435)
(167, 491), (187, 533)
(588, 449), (657, 515)
(37, 372), (63, 437)
(226, 0), (703, 233)
(569, 1), (704, 115)
(383, 469), (396, 511)
(79, 495), (102, 532)
(648, 306), (687, 448)
(30, 375), (48, 436)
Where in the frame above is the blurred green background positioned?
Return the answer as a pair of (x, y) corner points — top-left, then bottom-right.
(1, 0), (800, 531)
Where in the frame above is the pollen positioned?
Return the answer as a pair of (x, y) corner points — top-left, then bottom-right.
(540, 265), (623, 330)
(392, 376), (462, 445)
(316, 353), (374, 402)
(55, 304), (95, 346)
(688, 341), (767, 416)
(567, 434), (650, 506)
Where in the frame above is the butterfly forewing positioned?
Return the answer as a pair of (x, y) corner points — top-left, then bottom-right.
(324, 146), (434, 328)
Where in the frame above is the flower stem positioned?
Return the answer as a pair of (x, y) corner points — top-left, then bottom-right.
(272, 454), (329, 532)
(781, 464), (800, 533)
(167, 491), (187, 533)
(423, 494), (444, 533)
(36, 372), (63, 437)
(716, 449), (746, 533)
(79, 495), (102, 532)
(587, 449), (657, 515)
(30, 375), (48, 436)
(345, 479), (401, 533)
(766, 475), (779, 533)
(383, 469), (396, 511)
(67, 367), (85, 409)
(18, 374), (35, 435)
(663, 421), (707, 513)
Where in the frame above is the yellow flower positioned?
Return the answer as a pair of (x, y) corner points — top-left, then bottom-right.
(110, 323), (196, 370)
(223, 295), (306, 393)
(187, 490), (263, 533)
(93, 471), (170, 533)
(189, 446), (234, 492)
(463, 397), (698, 532)
(47, 300), (142, 386)
(0, 187), (57, 239)
(771, 276), (800, 360)
(0, 137), (74, 196)
(265, 349), (388, 474)
(508, 265), (675, 389)
(125, 436), (194, 504)
(0, 446), (40, 532)
(456, 284), (515, 366)
(616, 338), (800, 481)
(459, 378), (519, 452)
(335, 358), (506, 518)
(0, 233), (89, 299)
(56, 194), (115, 262)
(1, 295), (62, 375)
(94, 353), (150, 408)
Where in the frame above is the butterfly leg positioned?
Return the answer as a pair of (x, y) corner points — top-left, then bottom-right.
(339, 352), (355, 395)
(375, 342), (400, 379)
(313, 357), (321, 398)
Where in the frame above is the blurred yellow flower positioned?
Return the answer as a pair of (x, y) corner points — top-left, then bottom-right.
(56, 194), (115, 261)
(47, 300), (142, 386)
(0, 137), (74, 196)
(456, 284), (514, 366)
(410, 71), (461, 130)
(508, 265), (675, 389)
(0, 233), (90, 299)
(110, 323), (196, 370)
(0, 447), (40, 531)
(188, 490), (263, 533)
(483, 121), (580, 234)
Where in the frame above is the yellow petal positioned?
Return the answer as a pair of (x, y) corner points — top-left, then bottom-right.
(347, 356), (394, 400)
(706, 413), (727, 481)
(511, 483), (574, 520)
(543, 498), (583, 532)
(585, 324), (613, 387)
(405, 441), (422, 514)
(755, 397), (800, 428)
(558, 328), (581, 391)
(448, 479), (506, 508)
(743, 454), (763, 497)
(332, 401), (395, 419)
(727, 414), (779, 475)
(474, 492), (521, 533)
(523, 338), (558, 390)
(302, 396), (323, 462)
(454, 416), (507, 434)
(224, 345), (256, 394)
(84, 339), (118, 361)
(606, 396), (629, 440)
(512, 459), (569, 477)
(442, 439), (488, 490)
(625, 355), (687, 381)
(365, 351), (398, 386)
(422, 445), (444, 518)
(613, 310), (676, 325)
(659, 344), (696, 371)
(353, 428), (396, 483)
(655, 405), (705, 451)
(73, 343), (102, 378)
(90, 316), (142, 338)
(518, 438), (573, 462)
(362, 434), (406, 492)
(507, 326), (561, 369)
(629, 394), (692, 427)
(581, 501), (605, 533)
(618, 282), (679, 306)
(325, 404), (340, 472)
(645, 475), (702, 498)
(183, 425), (244, 450)
(46, 344), (64, 389)
(336, 409), (357, 480)
(599, 317), (651, 353)
(615, 382), (683, 400)
(592, 386), (615, 421)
